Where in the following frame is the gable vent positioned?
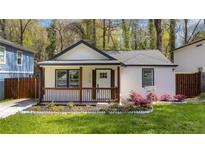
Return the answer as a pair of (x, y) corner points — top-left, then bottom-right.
(196, 44), (202, 47)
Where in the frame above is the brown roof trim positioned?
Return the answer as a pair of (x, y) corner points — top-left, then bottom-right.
(173, 38), (205, 52)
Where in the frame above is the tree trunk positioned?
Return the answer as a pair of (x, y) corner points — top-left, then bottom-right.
(149, 19), (156, 49)
(184, 19), (188, 44)
(132, 20), (138, 50)
(19, 20), (23, 45)
(103, 19), (106, 50)
(19, 19), (31, 45)
(92, 19), (96, 46)
(0, 19), (7, 39)
(154, 19), (162, 51)
(169, 19), (176, 62)
(122, 19), (131, 50)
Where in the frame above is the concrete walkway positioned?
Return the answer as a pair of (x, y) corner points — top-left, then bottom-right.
(0, 99), (37, 118)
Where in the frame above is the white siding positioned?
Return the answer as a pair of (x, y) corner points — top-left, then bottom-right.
(43, 65), (118, 88)
(174, 40), (205, 72)
(120, 66), (176, 102)
(55, 44), (109, 60)
(43, 65), (175, 102)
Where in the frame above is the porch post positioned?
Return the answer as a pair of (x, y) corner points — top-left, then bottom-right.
(117, 66), (120, 103)
(38, 66), (42, 104)
(80, 67), (83, 102)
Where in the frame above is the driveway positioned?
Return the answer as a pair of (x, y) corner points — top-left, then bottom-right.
(0, 99), (37, 118)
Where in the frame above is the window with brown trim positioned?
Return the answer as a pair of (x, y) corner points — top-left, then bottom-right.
(56, 69), (80, 88)
(56, 70), (68, 88)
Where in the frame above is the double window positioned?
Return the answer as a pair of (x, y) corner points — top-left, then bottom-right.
(0, 46), (5, 64)
(142, 68), (154, 87)
(17, 51), (23, 65)
(56, 70), (80, 88)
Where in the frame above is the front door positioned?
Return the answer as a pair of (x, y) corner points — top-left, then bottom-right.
(96, 69), (111, 100)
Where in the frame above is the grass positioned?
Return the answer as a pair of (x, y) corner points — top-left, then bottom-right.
(0, 99), (12, 103)
(0, 103), (205, 134)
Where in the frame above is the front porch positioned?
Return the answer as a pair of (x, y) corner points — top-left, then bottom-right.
(38, 66), (120, 104)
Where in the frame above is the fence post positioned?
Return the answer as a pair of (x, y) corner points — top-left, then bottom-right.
(38, 67), (42, 104)
(198, 71), (201, 94)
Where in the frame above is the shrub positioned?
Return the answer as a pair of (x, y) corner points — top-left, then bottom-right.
(174, 94), (186, 101)
(129, 91), (151, 107)
(111, 102), (119, 108)
(57, 106), (65, 112)
(32, 105), (41, 111)
(160, 94), (173, 101)
(146, 92), (158, 102)
(67, 102), (74, 109)
(45, 102), (58, 111)
(139, 98), (151, 107)
(129, 91), (144, 103)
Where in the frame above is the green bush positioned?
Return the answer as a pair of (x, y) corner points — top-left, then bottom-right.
(32, 105), (41, 111)
(57, 106), (65, 112)
(111, 102), (119, 108)
(67, 102), (75, 109)
(46, 101), (57, 111)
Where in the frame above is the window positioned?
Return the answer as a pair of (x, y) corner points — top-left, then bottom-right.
(56, 70), (68, 88)
(0, 46), (5, 64)
(69, 70), (80, 88)
(56, 69), (80, 88)
(17, 51), (23, 65)
(100, 72), (107, 78)
(142, 68), (154, 87)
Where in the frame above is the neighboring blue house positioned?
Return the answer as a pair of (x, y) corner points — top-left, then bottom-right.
(0, 38), (36, 99)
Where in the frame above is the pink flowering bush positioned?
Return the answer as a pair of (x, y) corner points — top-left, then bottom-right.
(129, 91), (151, 107)
(174, 94), (186, 101)
(160, 94), (173, 101)
(146, 92), (158, 102)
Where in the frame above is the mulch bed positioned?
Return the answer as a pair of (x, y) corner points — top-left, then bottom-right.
(24, 104), (152, 113)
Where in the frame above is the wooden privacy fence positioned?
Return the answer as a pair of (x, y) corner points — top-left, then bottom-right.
(176, 72), (201, 97)
(4, 77), (39, 99)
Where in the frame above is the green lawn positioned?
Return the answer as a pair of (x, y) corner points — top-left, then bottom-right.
(0, 103), (205, 134)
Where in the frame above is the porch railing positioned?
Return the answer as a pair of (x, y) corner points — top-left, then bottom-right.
(42, 87), (119, 103)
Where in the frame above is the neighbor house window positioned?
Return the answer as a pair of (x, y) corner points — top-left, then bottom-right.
(56, 70), (68, 88)
(0, 46), (5, 64)
(142, 68), (154, 87)
(17, 50), (23, 65)
(56, 69), (80, 88)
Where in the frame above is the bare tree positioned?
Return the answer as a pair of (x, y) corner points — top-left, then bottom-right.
(0, 19), (7, 39)
(19, 19), (31, 45)
(92, 19), (96, 46)
(169, 19), (176, 61)
(154, 19), (162, 51)
(102, 19), (106, 50)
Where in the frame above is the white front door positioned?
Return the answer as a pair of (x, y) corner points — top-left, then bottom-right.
(96, 69), (111, 100)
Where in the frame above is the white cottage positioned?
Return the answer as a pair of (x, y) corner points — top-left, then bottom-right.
(38, 40), (176, 104)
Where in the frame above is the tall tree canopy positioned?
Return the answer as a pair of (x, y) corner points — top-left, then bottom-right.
(0, 19), (205, 62)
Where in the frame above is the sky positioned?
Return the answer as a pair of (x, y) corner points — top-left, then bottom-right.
(40, 19), (51, 27)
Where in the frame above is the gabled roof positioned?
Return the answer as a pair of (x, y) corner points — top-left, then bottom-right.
(39, 40), (176, 67)
(48, 40), (117, 60)
(173, 38), (205, 52)
(0, 37), (36, 54)
(106, 50), (177, 66)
